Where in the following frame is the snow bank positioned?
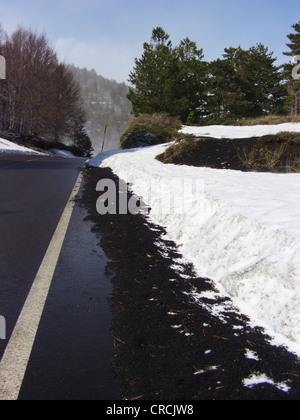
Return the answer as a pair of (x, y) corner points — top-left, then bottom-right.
(49, 149), (77, 159)
(90, 124), (300, 355)
(0, 137), (45, 155)
(180, 122), (300, 138)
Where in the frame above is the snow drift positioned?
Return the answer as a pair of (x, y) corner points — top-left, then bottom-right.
(90, 123), (300, 356)
(180, 122), (300, 139)
(0, 137), (45, 155)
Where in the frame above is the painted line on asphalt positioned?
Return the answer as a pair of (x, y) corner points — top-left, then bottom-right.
(0, 171), (83, 400)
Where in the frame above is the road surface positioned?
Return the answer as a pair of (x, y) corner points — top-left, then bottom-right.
(0, 155), (119, 400)
(1, 155), (300, 401)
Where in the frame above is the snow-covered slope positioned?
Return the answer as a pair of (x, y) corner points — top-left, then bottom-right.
(0, 137), (45, 155)
(180, 122), (300, 138)
(90, 123), (300, 356)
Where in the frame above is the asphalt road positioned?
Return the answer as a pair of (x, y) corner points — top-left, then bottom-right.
(0, 155), (119, 400)
(0, 155), (84, 352)
(1, 154), (300, 401)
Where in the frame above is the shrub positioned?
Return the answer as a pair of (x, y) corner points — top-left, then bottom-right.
(156, 139), (200, 164)
(238, 141), (288, 171)
(156, 132), (300, 173)
(120, 113), (182, 149)
(235, 132), (300, 172)
(127, 113), (182, 129)
(120, 125), (179, 149)
(234, 115), (300, 126)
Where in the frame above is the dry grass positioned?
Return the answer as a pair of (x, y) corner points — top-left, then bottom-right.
(238, 143), (289, 171)
(127, 113), (182, 129)
(283, 156), (300, 173)
(235, 115), (300, 126)
(157, 131), (300, 173)
(157, 138), (200, 164)
(237, 133), (300, 172)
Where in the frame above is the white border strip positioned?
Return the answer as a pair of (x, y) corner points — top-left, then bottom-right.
(0, 171), (83, 400)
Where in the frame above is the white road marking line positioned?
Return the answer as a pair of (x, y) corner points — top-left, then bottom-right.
(25, 157), (48, 163)
(0, 171), (83, 400)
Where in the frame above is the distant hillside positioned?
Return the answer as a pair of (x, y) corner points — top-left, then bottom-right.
(69, 65), (132, 152)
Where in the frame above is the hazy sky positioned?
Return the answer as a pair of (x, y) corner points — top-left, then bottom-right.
(0, 0), (299, 83)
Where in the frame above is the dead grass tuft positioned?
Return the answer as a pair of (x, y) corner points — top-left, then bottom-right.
(127, 113), (182, 129)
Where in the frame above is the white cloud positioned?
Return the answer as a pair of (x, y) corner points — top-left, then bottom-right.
(54, 37), (134, 83)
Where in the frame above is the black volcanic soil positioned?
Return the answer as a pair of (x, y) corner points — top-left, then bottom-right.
(79, 166), (300, 400)
(156, 134), (300, 172)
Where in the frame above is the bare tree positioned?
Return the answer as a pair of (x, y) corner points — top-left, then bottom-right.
(49, 63), (85, 141)
(0, 25), (85, 140)
(0, 24), (8, 130)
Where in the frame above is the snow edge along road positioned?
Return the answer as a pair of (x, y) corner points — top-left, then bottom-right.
(89, 133), (300, 357)
(0, 171), (83, 401)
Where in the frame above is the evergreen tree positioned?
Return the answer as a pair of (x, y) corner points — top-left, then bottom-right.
(128, 28), (174, 116)
(208, 45), (285, 120)
(127, 27), (207, 123)
(244, 44), (286, 115)
(284, 22), (300, 57)
(72, 123), (94, 157)
(208, 49), (251, 120)
(174, 38), (208, 121)
(283, 22), (300, 116)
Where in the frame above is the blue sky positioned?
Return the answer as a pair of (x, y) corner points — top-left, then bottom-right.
(0, 0), (299, 82)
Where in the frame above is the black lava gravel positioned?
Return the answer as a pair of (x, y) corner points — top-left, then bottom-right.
(79, 166), (300, 400)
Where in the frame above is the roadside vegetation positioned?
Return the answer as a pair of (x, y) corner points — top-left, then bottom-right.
(120, 112), (300, 173)
(121, 22), (300, 172)
(0, 24), (93, 157)
(0, 131), (90, 157)
(233, 115), (300, 126)
(120, 113), (182, 149)
(156, 132), (300, 173)
(127, 23), (300, 125)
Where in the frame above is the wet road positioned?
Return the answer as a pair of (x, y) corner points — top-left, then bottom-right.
(2, 155), (300, 401)
(0, 155), (119, 400)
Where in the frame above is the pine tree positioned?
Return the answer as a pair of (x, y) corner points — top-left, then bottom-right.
(174, 38), (207, 121)
(208, 49), (251, 120)
(208, 45), (285, 120)
(127, 27), (207, 123)
(284, 22), (300, 57)
(72, 123), (94, 157)
(244, 44), (286, 115)
(128, 28), (174, 116)
(283, 22), (300, 116)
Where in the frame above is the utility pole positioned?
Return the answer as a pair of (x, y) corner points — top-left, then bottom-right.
(101, 117), (108, 153)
